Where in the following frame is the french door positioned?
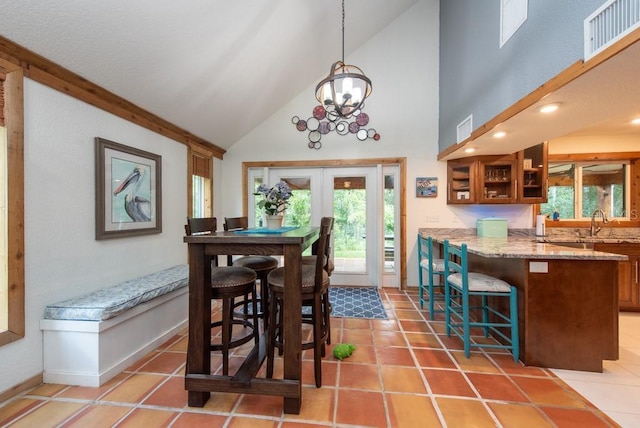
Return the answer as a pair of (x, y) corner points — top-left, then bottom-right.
(248, 165), (399, 288)
(321, 167), (376, 286)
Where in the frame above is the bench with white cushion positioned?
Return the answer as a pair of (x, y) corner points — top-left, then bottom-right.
(40, 265), (189, 387)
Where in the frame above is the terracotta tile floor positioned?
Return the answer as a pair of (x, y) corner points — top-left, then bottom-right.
(0, 289), (623, 427)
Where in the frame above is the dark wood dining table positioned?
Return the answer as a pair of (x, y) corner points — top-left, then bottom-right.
(183, 226), (320, 414)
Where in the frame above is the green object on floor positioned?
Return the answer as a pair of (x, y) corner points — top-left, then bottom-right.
(333, 343), (356, 360)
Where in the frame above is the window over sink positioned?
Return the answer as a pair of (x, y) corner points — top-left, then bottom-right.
(541, 161), (630, 220)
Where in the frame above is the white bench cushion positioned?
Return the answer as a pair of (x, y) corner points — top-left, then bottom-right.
(44, 265), (188, 321)
(447, 272), (511, 292)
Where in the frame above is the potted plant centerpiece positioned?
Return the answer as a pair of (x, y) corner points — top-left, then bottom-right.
(254, 181), (292, 229)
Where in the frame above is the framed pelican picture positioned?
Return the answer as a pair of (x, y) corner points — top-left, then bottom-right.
(95, 137), (162, 240)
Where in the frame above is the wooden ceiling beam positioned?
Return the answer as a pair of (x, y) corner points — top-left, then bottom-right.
(0, 34), (225, 159)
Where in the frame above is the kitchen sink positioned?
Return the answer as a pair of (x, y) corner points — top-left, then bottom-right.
(548, 241), (595, 250)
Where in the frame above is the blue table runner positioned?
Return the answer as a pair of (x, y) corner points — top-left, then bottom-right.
(233, 226), (298, 234)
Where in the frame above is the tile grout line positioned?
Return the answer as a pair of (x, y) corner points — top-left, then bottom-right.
(396, 290), (617, 427)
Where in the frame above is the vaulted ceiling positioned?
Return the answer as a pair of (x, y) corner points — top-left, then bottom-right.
(0, 0), (419, 151)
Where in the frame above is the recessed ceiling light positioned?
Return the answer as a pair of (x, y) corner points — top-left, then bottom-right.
(539, 103), (561, 114)
(464, 147), (476, 153)
(493, 131), (507, 138)
(631, 118), (640, 125)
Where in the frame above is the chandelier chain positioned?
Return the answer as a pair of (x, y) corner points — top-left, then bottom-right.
(341, 0), (345, 63)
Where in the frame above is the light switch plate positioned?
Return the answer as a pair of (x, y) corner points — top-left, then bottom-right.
(529, 261), (548, 273)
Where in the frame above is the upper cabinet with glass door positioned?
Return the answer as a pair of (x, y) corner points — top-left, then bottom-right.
(446, 155), (518, 204)
(446, 144), (549, 205)
(517, 142), (548, 204)
(447, 158), (477, 204)
(476, 155), (518, 204)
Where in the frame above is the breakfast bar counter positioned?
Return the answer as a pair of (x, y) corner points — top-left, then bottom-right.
(421, 230), (627, 372)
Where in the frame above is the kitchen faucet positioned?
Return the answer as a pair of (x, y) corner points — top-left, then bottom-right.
(590, 209), (609, 236)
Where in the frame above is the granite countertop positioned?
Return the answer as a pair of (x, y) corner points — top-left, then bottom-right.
(421, 229), (628, 261)
(537, 226), (640, 244)
(539, 236), (640, 244)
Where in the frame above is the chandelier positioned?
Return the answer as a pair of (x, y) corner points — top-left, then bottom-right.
(292, 0), (379, 149)
(315, 0), (372, 119)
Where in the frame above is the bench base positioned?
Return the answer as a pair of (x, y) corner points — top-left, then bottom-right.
(40, 287), (187, 387)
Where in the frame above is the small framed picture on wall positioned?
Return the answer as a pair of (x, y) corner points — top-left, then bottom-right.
(416, 177), (437, 198)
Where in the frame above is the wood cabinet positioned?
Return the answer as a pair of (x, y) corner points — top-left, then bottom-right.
(477, 156), (517, 204)
(518, 142), (548, 203)
(446, 154), (517, 204)
(594, 243), (640, 311)
(466, 252), (618, 371)
(446, 143), (548, 204)
(447, 159), (476, 204)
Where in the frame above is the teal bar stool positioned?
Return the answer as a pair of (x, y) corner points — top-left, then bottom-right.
(443, 240), (519, 362)
(417, 234), (447, 319)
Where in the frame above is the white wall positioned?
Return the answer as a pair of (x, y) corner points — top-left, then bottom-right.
(217, 0), (533, 287)
(0, 79), (188, 394)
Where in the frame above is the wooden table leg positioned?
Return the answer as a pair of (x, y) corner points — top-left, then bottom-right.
(282, 244), (302, 414)
(187, 243), (212, 407)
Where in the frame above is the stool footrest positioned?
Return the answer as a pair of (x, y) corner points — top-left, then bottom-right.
(211, 319), (257, 350)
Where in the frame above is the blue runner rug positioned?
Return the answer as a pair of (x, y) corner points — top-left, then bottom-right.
(329, 286), (388, 319)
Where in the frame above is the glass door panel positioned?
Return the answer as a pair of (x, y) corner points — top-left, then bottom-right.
(325, 167), (377, 286)
(280, 177), (311, 227)
(269, 169), (323, 227)
(383, 172), (396, 274)
(333, 176), (367, 274)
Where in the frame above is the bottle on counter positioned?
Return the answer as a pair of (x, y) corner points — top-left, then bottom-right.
(552, 209), (560, 221)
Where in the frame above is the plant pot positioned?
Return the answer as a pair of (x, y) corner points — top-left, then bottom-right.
(265, 214), (284, 230)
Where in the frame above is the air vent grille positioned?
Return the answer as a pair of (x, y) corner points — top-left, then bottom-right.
(585, 0), (640, 59)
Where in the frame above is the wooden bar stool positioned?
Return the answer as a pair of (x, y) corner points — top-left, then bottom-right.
(186, 217), (260, 375)
(443, 240), (519, 362)
(266, 217), (334, 387)
(224, 216), (279, 326)
(301, 224), (334, 344)
(417, 234), (448, 319)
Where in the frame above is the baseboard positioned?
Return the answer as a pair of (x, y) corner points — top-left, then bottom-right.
(0, 373), (43, 404)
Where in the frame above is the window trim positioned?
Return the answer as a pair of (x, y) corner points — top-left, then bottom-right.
(0, 61), (25, 347)
(546, 160), (630, 220)
(187, 147), (213, 218)
(541, 152), (640, 229)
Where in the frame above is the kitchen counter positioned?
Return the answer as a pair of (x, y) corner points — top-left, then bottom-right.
(422, 230), (628, 261)
(541, 237), (640, 245)
(419, 228), (620, 372)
